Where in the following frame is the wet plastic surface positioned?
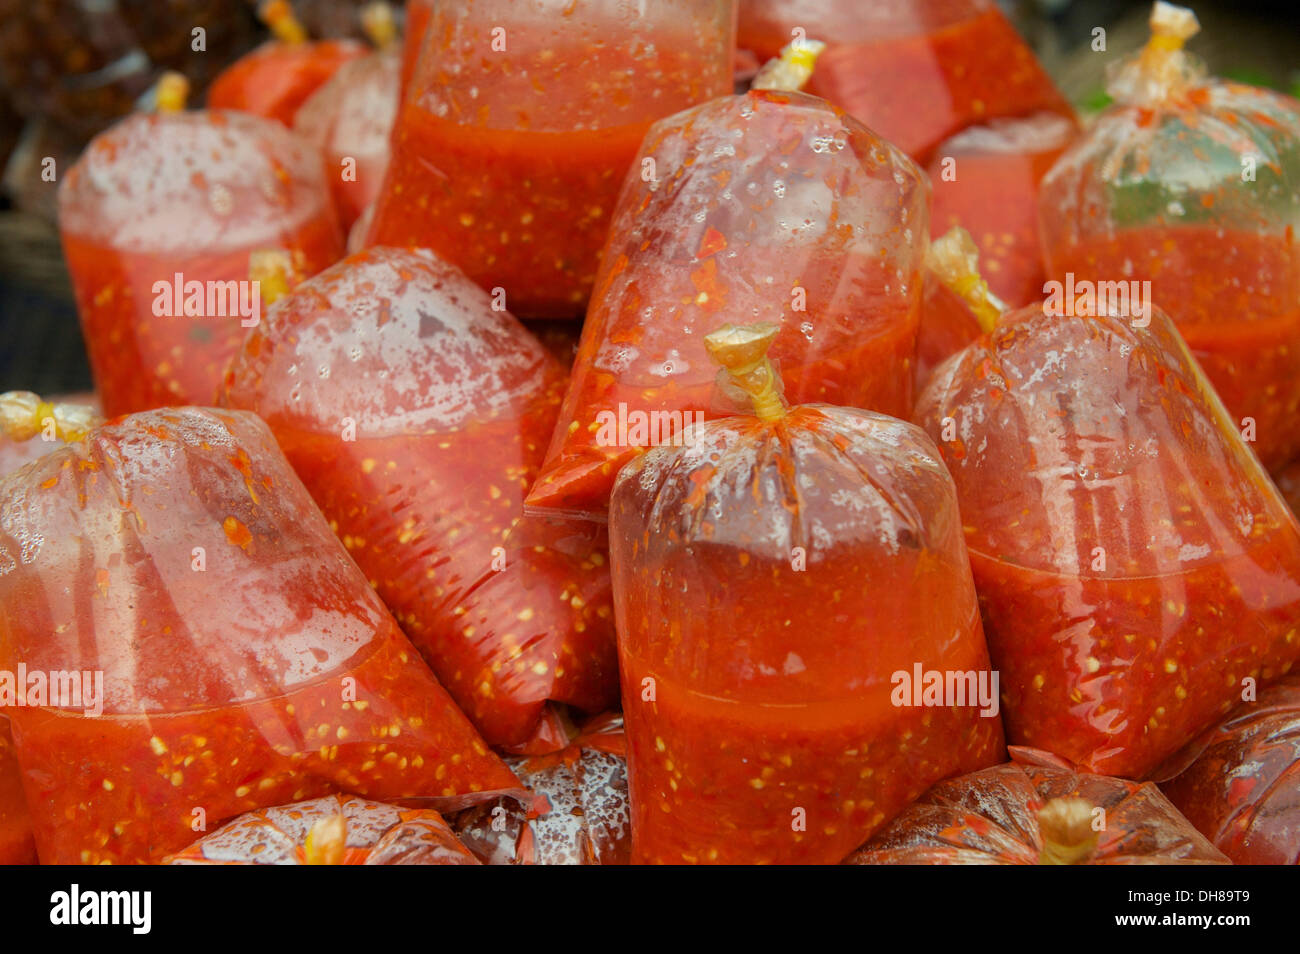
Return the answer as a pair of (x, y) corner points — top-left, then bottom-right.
(1157, 674), (1300, 864)
(1040, 9), (1300, 470)
(164, 793), (478, 864)
(847, 748), (1229, 864)
(916, 303), (1300, 778)
(452, 712), (630, 864)
(611, 386), (1004, 863)
(221, 248), (618, 746)
(527, 89), (929, 519)
(0, 407), (519, 864)
(58, 109), (344, 416)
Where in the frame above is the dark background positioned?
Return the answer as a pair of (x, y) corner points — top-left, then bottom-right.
(1, 0), (1298, 396)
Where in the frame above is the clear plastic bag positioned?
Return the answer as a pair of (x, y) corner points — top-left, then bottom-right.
(1039, 2), (1300, 471)
(526, 88), (929, 519)
(847, 748), (1229, 864)
(738, 0), (1072, 162)
(927, 112), (1077, 308)
(206, 0), (365, 126)
(164, 793), (478, 865)
(915, 301), (1300, 779)
(452, 712), (630, 865)
(366, 0), (736, 318)
(294, 12), (400, 230)
(58, 89), (344, 416)
(0, 406), (519, 864)
(0, 391), (101, 865)
(610, 323), (1004, 864)
(221, 248), (618, 746)
(1156, 674), (1300, 864)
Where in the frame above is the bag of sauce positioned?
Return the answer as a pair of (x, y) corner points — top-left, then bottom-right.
(365, 0), (736, 318)
(0, 391), (102, 865)
(294, 2), (401, 230)
(737, 0), (1072, 163)
(453, 712), (630, 865)
(916, 300), (1300, 779)
(164, 793), (478, 865)
(0, 406), (519, 864)
(846, 748), (1228, 864)
(1040, 2), (1300, 471)
(1155, 674), (1300, 864)
(610, 323), (1004, 864)
(58, 73), (344, 417)
(526, 83), (929, 519)
(221, 247), (618, 747)
(207, 0), (365, 126)
(927, 112), (1077, 308)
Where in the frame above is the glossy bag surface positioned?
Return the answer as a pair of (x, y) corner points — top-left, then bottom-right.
(0, 407), (518, 863)
(916, 302), (1300, 778)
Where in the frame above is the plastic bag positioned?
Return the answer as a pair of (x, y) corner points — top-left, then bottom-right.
(927, 112), (1077, 308)
(452, 712), (630, 865)
(365, 0), (736, 318)
(0, 406), (519, 864)
(206, 0), (365, 126)
(293, 12), (400, 230)
(0, 391), (101, 865)
(610, 323), (1004, 864)
(58, 80), (344, 417)
(221, 247), (618, 746)
(738, 0), (1072, 162)
(164, 794), (478, 864)
(526, 88), (929, 519)
(915, 301), (1300, 779)
(1040, 2), (1300, 471)
(1155, 674), (1300, 864)
(846, 748), (1228, 864)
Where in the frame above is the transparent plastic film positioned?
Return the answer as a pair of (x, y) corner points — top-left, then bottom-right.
(367, 0), (737, 318)
(58, 102), (344, 416)
(164, 794), (478, 865)
(293, 12), (400, 230)
(0, 392), (102, 865)
(608, 323), (1003, 863)
(220, 248), (618, 747)
(1155, 674), (1300, 864)
(740, 0), (1072, 163)
(526, 88), (929, 519)
(926, 112), (1077, 308)
(1039, 1), (1300, 470)
(0, 407), (519, 864)
(451, 712), (630, 865)
(846, 748), (1228, 864)
(206, 0), (365, 126)
(915, 302), (1300, 778)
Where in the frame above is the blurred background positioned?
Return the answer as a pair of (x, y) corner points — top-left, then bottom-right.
(0, 0), (1297, 395)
